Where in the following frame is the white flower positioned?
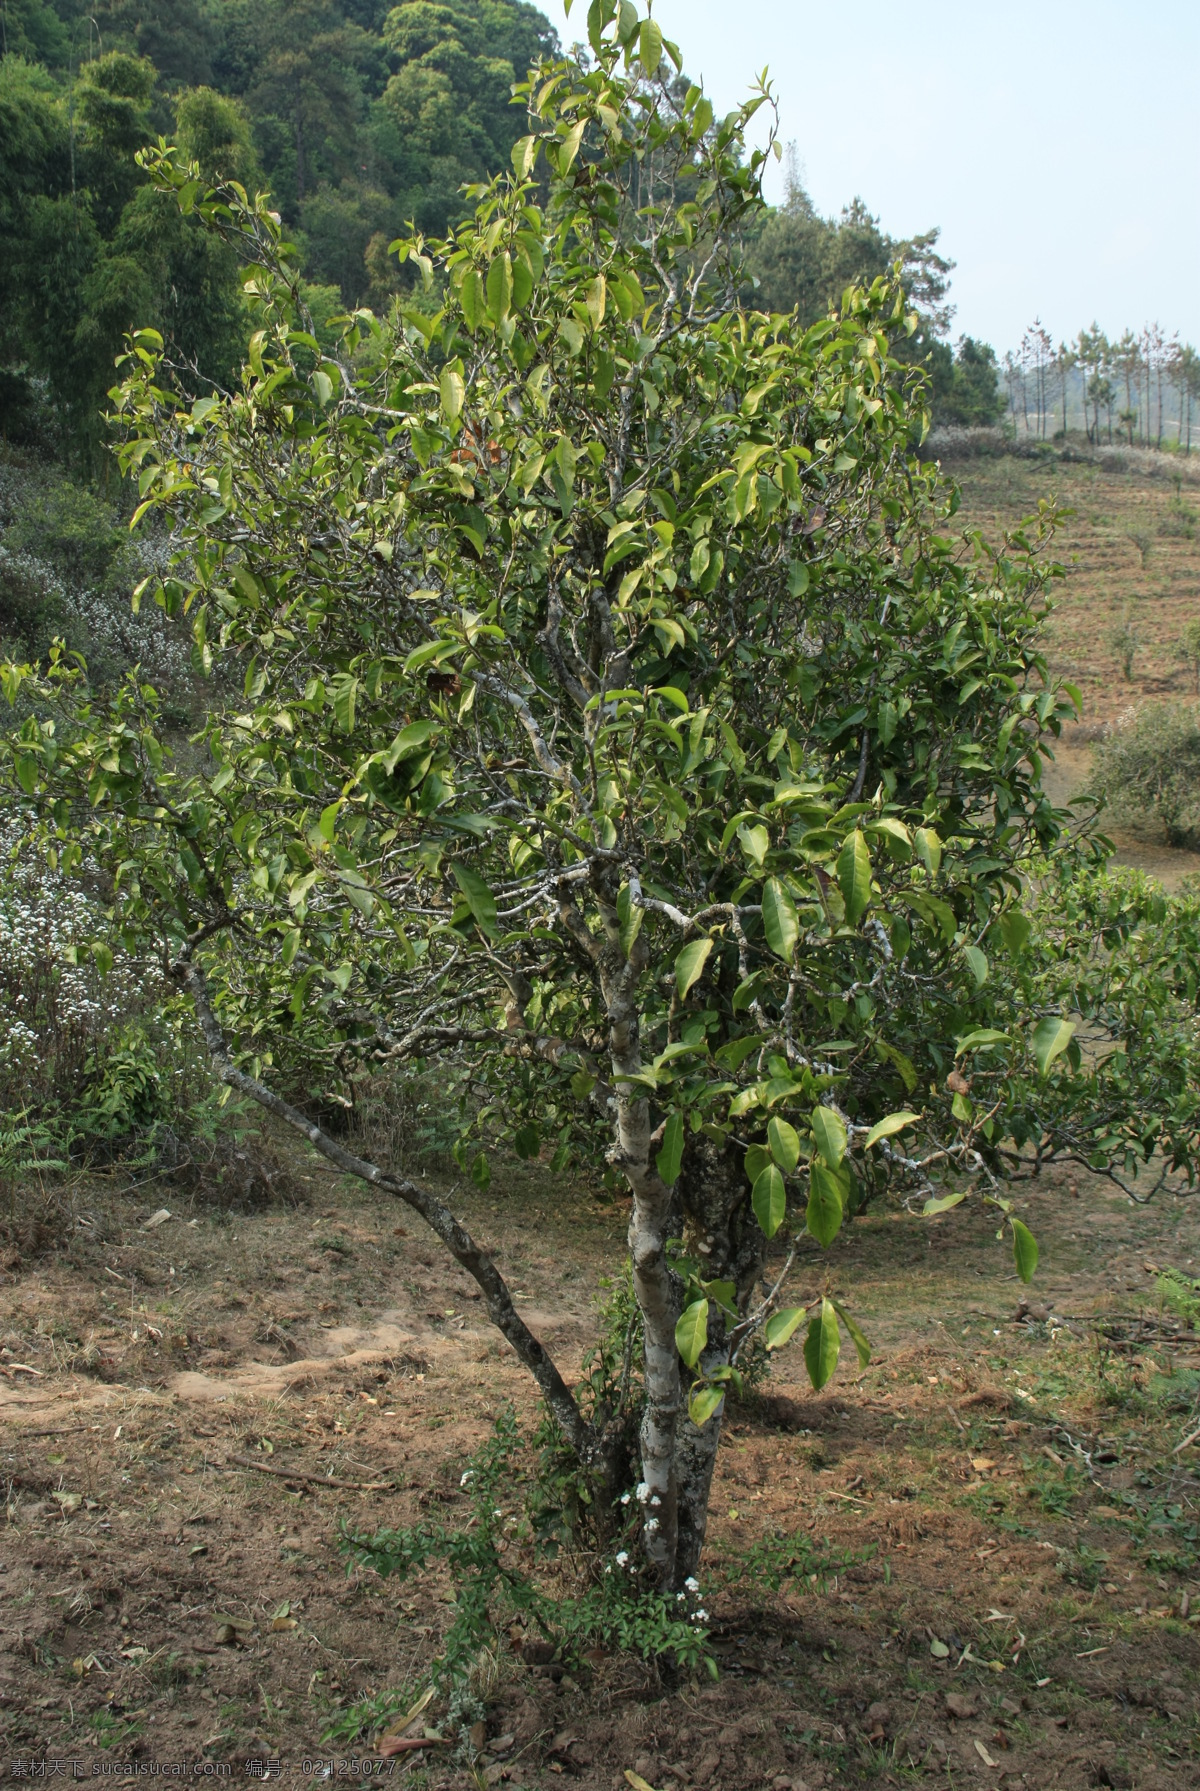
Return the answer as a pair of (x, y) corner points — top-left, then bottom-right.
(620, 1492), (631, 1504)
(615, 1550), (629, 1566)
(635, 1482), (649, 1503)
(694, 1609), (709, 1622)
(460, 1471), (474, 1487)
(493, 1509), (503, 1518)
(644, 1517), (659, 1533)
(685, 1576), (700, 1593)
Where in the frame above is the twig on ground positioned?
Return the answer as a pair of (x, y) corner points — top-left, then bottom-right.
(211, 1452), (398, 1491)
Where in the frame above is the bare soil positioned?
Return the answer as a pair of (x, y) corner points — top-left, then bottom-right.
(2, 1145), (1198, 1788)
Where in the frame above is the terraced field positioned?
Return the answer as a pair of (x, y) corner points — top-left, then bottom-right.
(950, 450), (1200, 728)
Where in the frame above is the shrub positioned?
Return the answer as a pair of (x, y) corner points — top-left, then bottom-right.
(1089, 703), (1200, 845)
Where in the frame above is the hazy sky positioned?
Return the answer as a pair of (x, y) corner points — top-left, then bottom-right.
(547, 2), (1200, 354)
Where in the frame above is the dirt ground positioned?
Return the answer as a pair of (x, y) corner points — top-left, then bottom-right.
(2, 1145), (1198, 1788)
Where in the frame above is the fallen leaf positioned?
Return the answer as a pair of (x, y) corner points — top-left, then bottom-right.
(625, 1775), (659, 1791)
(930, 1638), (950, 1658)
(120, 1646), (150, 1661)
(141, 1208), (172, 1230)
(51, 1491), (81, 1512)
(974, 1740), (998, 1767)
(971, 1457), (997, 1472)
(377, 1686), (435, 1755)
(378, 1736), (444, 1760)
(271, 1616), (298, 1632)
(945, 1693), (977, 1719)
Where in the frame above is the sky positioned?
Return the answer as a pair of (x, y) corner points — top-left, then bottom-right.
(546, 1), (1200, 355)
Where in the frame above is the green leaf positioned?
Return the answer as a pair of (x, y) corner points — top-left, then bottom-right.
(955, 1028), (1009, 1054)
(1011, 1217), (1039, 1283)
(450, 863), (497, 939)
(675, 1298), (709, 1368)
(767, 1116), (801, 1174)
(752, 1164), (786, 1239)
(762, 876), (799, 960)
(836, 830), (872, 926)
(617, 882), (643, 958)
(689, 1383), (723, 1427)
(914, 826), (942, 877)
(513, 1122), (540, 1160)
(811, 1105), (847, 1169)
(459, 269), (486, 331)
(806, 1161), (844, 1247)
(675, 937), (713, 998)
(832, 1300), (872, 1368)
(923, 1190), (967, 1215)
(765, 1305), (806, 1351)
(486, 252), (513, 324)
(963, 945), (988, 987)
(803, 1298), (841, 1391)
(657, 1111), (684, 1186)
(1032, 1015), (1076, 1075)
(470, 1151), (491, 1190)
(439, 367), (464, 421)
(1000, 910), (1032, 954)
(744, 1143), (773, 1184)
(639, 17), (663, 69)
(862, 1110), (919, 1150)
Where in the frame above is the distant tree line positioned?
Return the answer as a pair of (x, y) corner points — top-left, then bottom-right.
(0, 0), (1002, 465)
(1005, 320), (1200, 450)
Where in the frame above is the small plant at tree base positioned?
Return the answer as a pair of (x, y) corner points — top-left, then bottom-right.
(337, 1410), (715, 1746)
(5, 0), (1199, 1604)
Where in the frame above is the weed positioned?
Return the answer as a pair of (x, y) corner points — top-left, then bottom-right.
(337, 1409), (715, 1747)
(88, 1709), (145, 1749)
(719, 1527), (873, 1594)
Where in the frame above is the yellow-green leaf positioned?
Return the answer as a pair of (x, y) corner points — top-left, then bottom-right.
(1032, 1015), (1075, 1074)
(675, 936), (712, 998)
(688, 1383), (723, 1427)
(862, 1110), (919, 1150)
(675, 1297), (708, 1368)
(439, 368), (464, 421)
(765, 1305), (805, 1351)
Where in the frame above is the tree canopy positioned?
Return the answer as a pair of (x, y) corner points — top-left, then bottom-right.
(9, 1), (1199, 1596)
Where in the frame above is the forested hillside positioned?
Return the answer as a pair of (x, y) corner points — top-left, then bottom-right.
(0, 0), (999, 465)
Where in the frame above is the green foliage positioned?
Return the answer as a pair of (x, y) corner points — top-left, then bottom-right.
(340, 1410), (715, 1704)
(1089, 702), (1200, 846)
